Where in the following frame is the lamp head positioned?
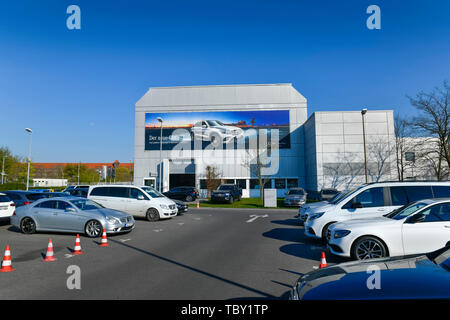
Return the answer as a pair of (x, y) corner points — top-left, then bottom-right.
(361, 109), (368, 115)
(25, 128), (32, 133)
(157, 117), (163, 123)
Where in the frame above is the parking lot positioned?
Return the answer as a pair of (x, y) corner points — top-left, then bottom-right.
(0, 208), (345, 300)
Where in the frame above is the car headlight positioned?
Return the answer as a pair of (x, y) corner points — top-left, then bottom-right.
(309, 212), (325, 220)
(160, 204), (169, 209)
(334, 229), (351, 239)
(105, 216), (119, 224)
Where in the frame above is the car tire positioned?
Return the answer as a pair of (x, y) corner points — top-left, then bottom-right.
(321, 222), (336, 242)
(146, 208), (160, 222)
(20, 217), (36, 235)
(185, 195), (193, 202)
(84, 220), (103, 238)
(210, 133), (220, 147)
(228, 196), (234, 204)
(351, 236), (388, 260)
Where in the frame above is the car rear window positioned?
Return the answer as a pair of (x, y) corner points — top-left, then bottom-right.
(404, 186), (433, 202)
(0, 195), (11, 202)
(26, 193), (46, 201)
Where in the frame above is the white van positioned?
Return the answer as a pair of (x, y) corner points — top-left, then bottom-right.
(304, 181), (450, 240)
(87, 185), (177, 221)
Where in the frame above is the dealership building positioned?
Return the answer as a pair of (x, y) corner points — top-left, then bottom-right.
(134, 84), (396, 197)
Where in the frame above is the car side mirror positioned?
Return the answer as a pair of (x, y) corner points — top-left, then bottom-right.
(351, 202), (363, 209)
(202, 125), (206, 128)
(407, 213), (426, 224)
(138, 195), (145, 200)
(65, 207), (76, 213)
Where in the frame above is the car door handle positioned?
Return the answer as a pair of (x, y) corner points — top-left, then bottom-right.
(445, 225), (450, 228)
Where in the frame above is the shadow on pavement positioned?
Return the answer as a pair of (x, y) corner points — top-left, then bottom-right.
(270, 218), (302, 227)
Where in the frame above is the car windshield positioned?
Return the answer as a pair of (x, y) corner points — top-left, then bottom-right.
(206, 120), (224, 127)
(218, 185), (234, 190)
(328, 187), (361, 205)
(144, 187), (165, 198)
(70, 199), (104, 210)
(288, 189), (304, 195)
(385, 201), (429, 220)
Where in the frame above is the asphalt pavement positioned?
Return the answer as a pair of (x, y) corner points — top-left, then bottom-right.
(0, 208), (347, 299)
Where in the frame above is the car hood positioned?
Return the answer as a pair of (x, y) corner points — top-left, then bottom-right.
(212, 190), (231, 194)
(155, 197), (176, 206)
(222, 126), (242, 132)
(285, 195), (306, 200)
(90, 208), (130, 218)
(298, 254), (450, 299)
(330, 216), (397, 230)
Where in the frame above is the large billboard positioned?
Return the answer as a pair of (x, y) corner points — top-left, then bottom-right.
(144, 110), (290, 150)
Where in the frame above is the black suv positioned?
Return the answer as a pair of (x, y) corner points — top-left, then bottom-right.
(211, 184), (242, 204)
(163, 186), (198, 202)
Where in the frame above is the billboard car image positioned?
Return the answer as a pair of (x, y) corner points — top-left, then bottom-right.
(144, 110), (290, 150)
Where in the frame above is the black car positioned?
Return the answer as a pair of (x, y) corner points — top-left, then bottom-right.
(2, 190), (46, 207)
(66, 188), (89, 198)
(211, 184), (242, 204)
(173, 199), (189, 214)
(163, 186), (198, 202)
(290, 245), (450, 300)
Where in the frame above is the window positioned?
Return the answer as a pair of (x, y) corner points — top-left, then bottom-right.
(404, 186), (433, 202)
(200, 180), (207, 189)
(287, 179), (298, 188)
(26, 193), (45, 201)
(90, 187), (109, 197)
(109, 187), (129, 198)
(390, 187), (409, 206)
(0, 195), (11, 203)
(5, 193), (20, 201)
(130, 188), (150, 200)
(38, 200), (57, 209)
(275, 179), (286, 189)
(225, 179), (235, 184)
(56, 201), (72, 210)
(432, 186), (450, 198)
(250, 179), (259, 189)
(343, 187), (384, 209)
(419, 203), (450, 222)
(236, 179), (246, 189)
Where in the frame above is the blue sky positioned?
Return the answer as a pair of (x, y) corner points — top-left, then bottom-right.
(1, 0), (449, 162)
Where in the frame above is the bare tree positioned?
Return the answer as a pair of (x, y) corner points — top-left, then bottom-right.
(366, 136), (396, 182)
(394, 113), (413, 181)
(204, 165), (222, 198)
(410, 81), (450, 174)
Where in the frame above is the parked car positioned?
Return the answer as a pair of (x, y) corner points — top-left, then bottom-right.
(62, 185), (90, 192)
(211, 184), (242, 204)
(284, 188), (307, 207)
(319, 188), (339, 201)
(299, 191), (345, 221)
(303, 181), (450, 240)
(327, 198), (450, 260)
(163, 186), (198, 202)
(2, 190), (46, 207)
(0, 193), (15, 219)
(40, 192), (72, 198)
(290, 245), (450, 300)
(11, 197), (135, 237)
(31, 189), (52, 193)
(190, 120), (244, 146)
(141, 186), (188, 214)
(88, 185), (177, 221)
(66, 188), (89, 198)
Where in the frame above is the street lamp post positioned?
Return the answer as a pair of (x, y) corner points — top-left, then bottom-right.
(157, 117), (163, 192)
(361, 109), (368, 183)
(25, 128), (33, 191)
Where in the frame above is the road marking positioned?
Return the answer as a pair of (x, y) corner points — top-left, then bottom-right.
(178, 222), (185, 226)
(153, 229), (163, 232)
(119, 238), (131, 243)
(65, 254), (74, 259)
(246, 214), (269, 223)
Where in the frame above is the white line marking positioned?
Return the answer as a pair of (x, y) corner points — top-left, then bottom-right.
(119, 238), (131, 243)
(153, 229), (163, 232)
(246, 214), (269, 223)
(65, 254), (74, 259)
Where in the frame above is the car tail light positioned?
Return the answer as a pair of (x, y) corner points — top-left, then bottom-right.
(10, 203), (15, 207)
(24, 201), (31, 205)
(12, 211), (16, 216)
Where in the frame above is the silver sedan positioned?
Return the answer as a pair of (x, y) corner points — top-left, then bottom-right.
(11, 197), (135, 237)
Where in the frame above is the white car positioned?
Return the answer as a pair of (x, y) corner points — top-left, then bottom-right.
(190, 120), (244, 146)
(87, 185), (177, 221)
(0, 193), (15, 219)
(304, 181), (450, 240)
(327, 199), (450, 260)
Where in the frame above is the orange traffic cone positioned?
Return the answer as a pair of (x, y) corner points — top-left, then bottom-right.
(0, 245), (15, 272)
(43, 238), (57, 262)
(319, 251), (327, 269)
(99, 229), (109, 247)
(196, 200), (200, 209)
(72, 234), (83, 255)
